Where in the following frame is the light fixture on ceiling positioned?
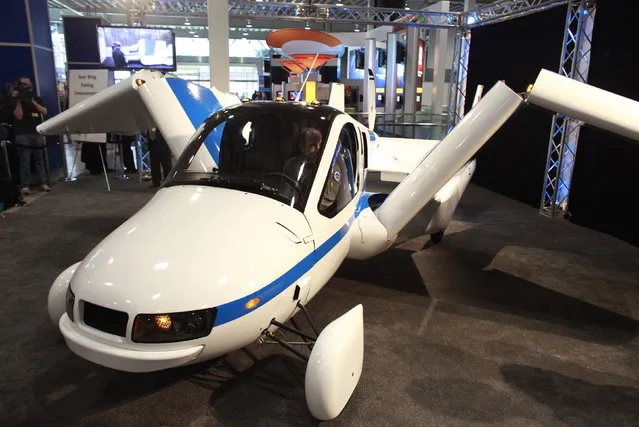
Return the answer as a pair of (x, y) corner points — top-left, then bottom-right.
(354, 24), (360, 32)
(404, 2), (409, 10)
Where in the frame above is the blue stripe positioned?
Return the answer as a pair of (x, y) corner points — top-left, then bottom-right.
(166, 78), (223, 164)
(214, 190), (380, 327)
(368, 130), (377, 141)
(214, 219), (353, 326)
(355, 192), (374, 218)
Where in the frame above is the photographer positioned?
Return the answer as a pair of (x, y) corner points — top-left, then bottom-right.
(11, 76), (50, 195)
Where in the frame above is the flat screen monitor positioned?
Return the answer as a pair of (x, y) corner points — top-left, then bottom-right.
(97, 26), (176, 71)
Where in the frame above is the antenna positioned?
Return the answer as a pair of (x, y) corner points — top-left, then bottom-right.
(295, 53), (319, 102)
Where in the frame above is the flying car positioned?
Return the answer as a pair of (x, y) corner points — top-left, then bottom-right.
(38, 68), (639, 420)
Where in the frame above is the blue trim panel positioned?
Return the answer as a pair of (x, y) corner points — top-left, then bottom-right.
(29, 0), (53, 49)
(166, 78), (223, 164)
(0, 2), (29, 44)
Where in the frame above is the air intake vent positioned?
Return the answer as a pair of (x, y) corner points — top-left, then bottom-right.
(83, 301), (129, 337)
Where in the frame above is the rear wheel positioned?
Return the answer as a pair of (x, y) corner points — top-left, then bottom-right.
(430, 230), (444, 244)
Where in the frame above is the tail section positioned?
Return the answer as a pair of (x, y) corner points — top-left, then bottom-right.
(328, 83), (345, 112)
(37, 70), (240, 171)
(374, 81), (523, 239)
(366, 68), (376, 131)
(472, 85), (484, 108)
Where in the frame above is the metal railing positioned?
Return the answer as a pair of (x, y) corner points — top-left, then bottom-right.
(348, 111), (449, 140)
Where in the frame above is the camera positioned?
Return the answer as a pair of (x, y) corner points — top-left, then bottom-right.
(7, 79), (33, 101)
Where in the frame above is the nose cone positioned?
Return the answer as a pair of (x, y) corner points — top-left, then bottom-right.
(71, 186), (313, 315)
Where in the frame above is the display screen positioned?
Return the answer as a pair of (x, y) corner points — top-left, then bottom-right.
(97, 26), (176, 71)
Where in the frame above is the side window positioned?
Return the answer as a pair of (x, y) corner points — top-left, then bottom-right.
(318, 124), (357, 218)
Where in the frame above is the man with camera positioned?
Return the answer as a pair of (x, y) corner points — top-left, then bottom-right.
(11, 76), (50, 195)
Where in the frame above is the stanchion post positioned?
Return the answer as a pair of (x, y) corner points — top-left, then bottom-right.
(98, 143), (111, 192)
(42, 135), (51, 185)
(1, 140), (11, 180)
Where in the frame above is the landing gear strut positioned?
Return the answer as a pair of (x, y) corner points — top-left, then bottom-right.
(260, 302), (364, 421)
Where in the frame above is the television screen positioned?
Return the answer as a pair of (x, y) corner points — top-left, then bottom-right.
(97, 26), (176, 71)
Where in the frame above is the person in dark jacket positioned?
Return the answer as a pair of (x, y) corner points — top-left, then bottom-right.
(148, 128), (172, 187)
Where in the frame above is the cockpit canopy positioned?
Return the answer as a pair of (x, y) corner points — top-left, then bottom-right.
(165, 102), (342, 211)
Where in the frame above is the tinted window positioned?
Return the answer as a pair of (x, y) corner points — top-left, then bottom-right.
(318, 124), (358, 218)
(165, 103), (337, 212)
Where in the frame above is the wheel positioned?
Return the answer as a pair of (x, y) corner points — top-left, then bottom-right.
(430, 230), (444, 244)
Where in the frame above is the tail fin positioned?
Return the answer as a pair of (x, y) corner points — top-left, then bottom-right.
(328, 83), (345, 112)
(374, 81), (523, 238)
(472, 85), (484, 108)
(37, 70), (239, 170)
(367, 68), (376, 131)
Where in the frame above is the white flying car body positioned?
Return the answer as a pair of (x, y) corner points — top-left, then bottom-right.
(38, 69), (639, 420)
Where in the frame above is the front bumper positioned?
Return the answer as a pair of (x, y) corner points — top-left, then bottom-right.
(59, 314), (204, 372)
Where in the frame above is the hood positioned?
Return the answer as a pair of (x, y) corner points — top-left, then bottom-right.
(70, 186), (313, 315)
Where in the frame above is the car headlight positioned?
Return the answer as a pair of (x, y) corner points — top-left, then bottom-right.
(66, 287), (75, 322)
(132, 308), (216, 343)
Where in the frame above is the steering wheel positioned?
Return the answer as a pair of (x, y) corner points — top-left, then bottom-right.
(264, 172), (304, 198)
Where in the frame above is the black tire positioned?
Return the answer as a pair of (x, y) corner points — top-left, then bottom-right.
(430, 230), (444, 244)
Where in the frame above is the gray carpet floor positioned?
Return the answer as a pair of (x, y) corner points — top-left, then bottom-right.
(1, 174), (638, 426)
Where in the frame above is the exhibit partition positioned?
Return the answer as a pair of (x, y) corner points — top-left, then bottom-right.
(0, 0), (62, 179)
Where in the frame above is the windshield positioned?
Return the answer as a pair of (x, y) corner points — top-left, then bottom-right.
(165, 102), (339, 211)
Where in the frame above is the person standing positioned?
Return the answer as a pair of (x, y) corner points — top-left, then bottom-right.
(147, 128), (172, 188)
(11, 76), (50, 195)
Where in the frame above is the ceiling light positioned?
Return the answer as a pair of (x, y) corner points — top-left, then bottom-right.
(354, 24), (360, 32)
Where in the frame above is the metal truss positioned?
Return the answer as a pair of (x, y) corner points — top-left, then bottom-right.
(465, 0), (567, 27)
(447, 28), (471, 132)
(228, 2), (459, 28)
(540, 0), (596, 218)
(48, 1), (460, 28)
